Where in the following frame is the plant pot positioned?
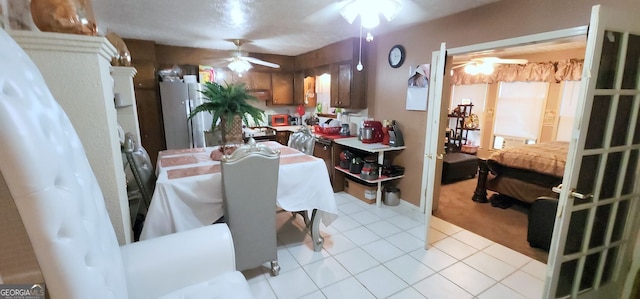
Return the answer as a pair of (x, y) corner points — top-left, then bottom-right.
(221, 114), (243, 145)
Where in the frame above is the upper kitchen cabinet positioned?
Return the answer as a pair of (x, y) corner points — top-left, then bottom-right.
(270, 72), (294, 105)
(234, 71), (271, 90)
(235, 71), (272, 101)
(295, 38), (367, 109)
(331, 62), (351, 108)
(124, 39), (157, 89)
(132, 61), (156, 89)
(293, 71), (318, 107)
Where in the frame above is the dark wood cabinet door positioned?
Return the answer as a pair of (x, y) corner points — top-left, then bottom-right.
(275, 131), (291, 145)
(134, 88), (164, 165)
(331, 62), (351, 107)
(235, 71), (271, 90)
(271, 72), (293, 105)
(133, 61), (157, 89)
(293, 71), (304, 105)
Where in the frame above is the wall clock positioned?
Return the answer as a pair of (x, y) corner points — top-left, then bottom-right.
(388, 45), (405, 68)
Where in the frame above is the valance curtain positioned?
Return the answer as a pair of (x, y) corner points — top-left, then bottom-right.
(451, 59), (583, 85)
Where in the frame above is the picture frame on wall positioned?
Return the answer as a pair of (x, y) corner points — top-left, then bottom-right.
(406, 64), (430, 111)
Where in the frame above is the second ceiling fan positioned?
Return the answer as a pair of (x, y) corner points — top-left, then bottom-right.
(218, 39), (280, 73)
(453, 56), (528, 75)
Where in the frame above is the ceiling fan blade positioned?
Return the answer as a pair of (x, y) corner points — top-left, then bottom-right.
(482, 57), (528, 64)
(451, 63), (470, 70)
(202, 58), (233, 67)
(242, 57), (280, 69)
(496, 58), (528, 64)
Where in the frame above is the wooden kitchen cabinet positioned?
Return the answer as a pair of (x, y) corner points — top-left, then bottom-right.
(293, 71), (318, 107)
(331, 62), (351, 107)
(293, 71), (304, 106)
(132, 61), (157, 89)
(271, 72), (294, 105)
(330, 60), (366, 109)
(275, 131), (291, 145)
(235, 71), (271, 90)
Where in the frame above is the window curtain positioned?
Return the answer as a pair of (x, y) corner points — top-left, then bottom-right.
(451, 59), (583, 85)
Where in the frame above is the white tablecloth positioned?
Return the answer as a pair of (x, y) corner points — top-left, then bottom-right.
(140, 141), (338, 240)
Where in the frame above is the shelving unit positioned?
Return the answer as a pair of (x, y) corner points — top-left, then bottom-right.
(332, 138), (406, 207)
(334, 167), (405, 184)
(447, 104), (479, 153)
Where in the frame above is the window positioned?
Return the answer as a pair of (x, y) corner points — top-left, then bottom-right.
(556, 81), (581, 141)
(493, 81), (549, 148)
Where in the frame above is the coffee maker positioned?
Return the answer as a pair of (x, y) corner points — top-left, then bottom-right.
(389, 120), (405, 147)
(361, 120), (383, 143)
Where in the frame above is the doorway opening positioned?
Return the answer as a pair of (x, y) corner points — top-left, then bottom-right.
(432, 33), (588, 263)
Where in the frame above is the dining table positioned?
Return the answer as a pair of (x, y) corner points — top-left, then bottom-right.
(139, 141), (338, 252)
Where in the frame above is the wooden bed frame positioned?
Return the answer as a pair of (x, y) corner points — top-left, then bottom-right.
(472, 141), (568, 204)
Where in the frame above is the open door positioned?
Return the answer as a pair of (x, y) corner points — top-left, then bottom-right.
(544, 5), (640, 298)
(421, 43), (449, 248)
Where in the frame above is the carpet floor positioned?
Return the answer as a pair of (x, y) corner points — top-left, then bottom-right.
(435, 177), (549, 263)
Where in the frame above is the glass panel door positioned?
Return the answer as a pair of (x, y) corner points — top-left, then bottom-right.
(544, 5), (640, 298)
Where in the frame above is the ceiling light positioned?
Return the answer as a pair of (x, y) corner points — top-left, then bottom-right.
(464, 62), (494, 75)
(340, 0), (401, 29)
(228, 58), (252, 74)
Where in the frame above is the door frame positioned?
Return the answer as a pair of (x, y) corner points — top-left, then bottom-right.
(420, 25), (588, 210)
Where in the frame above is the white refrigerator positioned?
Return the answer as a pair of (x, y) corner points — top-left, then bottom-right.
(159, 82), (212, 149)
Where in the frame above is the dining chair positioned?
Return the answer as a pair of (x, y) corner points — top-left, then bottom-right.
(287, 126), (317, 224)
(221, 138), (281, 275)
(287, 125), (315, 155)
(122, 132), (157, 240)
(0, 28), (252, 298)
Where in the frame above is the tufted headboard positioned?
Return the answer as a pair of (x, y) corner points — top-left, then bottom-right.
(0, 28), (128, 298)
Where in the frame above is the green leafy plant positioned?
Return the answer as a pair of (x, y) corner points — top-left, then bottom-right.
(188, 81), (265, 132)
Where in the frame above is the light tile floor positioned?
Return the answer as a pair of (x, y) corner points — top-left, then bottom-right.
(243, 192), (546, 299)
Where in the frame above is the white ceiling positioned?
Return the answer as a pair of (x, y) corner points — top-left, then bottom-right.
(92, 0), (500, 56)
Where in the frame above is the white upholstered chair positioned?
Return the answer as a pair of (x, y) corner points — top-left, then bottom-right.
(122, 132), (157, 240)
(287, 126), (318, 224)
(221, 139), (281, 275)
(287, 125), (315, 155)
(0, 28), (252, 298)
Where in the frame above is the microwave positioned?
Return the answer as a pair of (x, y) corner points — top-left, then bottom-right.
(271, 114), (290, 126)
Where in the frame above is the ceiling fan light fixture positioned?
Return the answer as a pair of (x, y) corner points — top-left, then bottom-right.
(464, 64), (479, 75)
(228, 58), (252, 74)
(478, 63), (494, 75)
(340, 0), (401, 29)
(463, 62), (494, 75)
(360, 11), (380, 29)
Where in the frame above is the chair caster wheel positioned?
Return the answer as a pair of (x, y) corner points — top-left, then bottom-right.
(270, 261), (280, 276)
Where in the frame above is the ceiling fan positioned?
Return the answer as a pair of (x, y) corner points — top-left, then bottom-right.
(452, 57), (528, 75)
(215, 39), (280, 73)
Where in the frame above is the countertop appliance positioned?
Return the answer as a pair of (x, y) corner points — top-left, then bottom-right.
(362, 120), (383, 144)
(389, 120), (405, 147)
(270, 114), (290, 126)
(159, 82), (211, 149)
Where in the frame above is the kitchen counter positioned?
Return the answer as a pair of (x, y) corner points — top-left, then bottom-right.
(269, 125), (303, 132)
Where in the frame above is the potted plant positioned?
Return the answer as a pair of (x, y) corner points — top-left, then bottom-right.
(188, 81), (265, 145)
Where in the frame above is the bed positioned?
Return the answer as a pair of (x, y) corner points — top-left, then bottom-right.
(476, 141), (569, 204)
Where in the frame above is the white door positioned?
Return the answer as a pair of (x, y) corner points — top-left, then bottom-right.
(544, 5), (640, 298)
(421, 43), (448, 247)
